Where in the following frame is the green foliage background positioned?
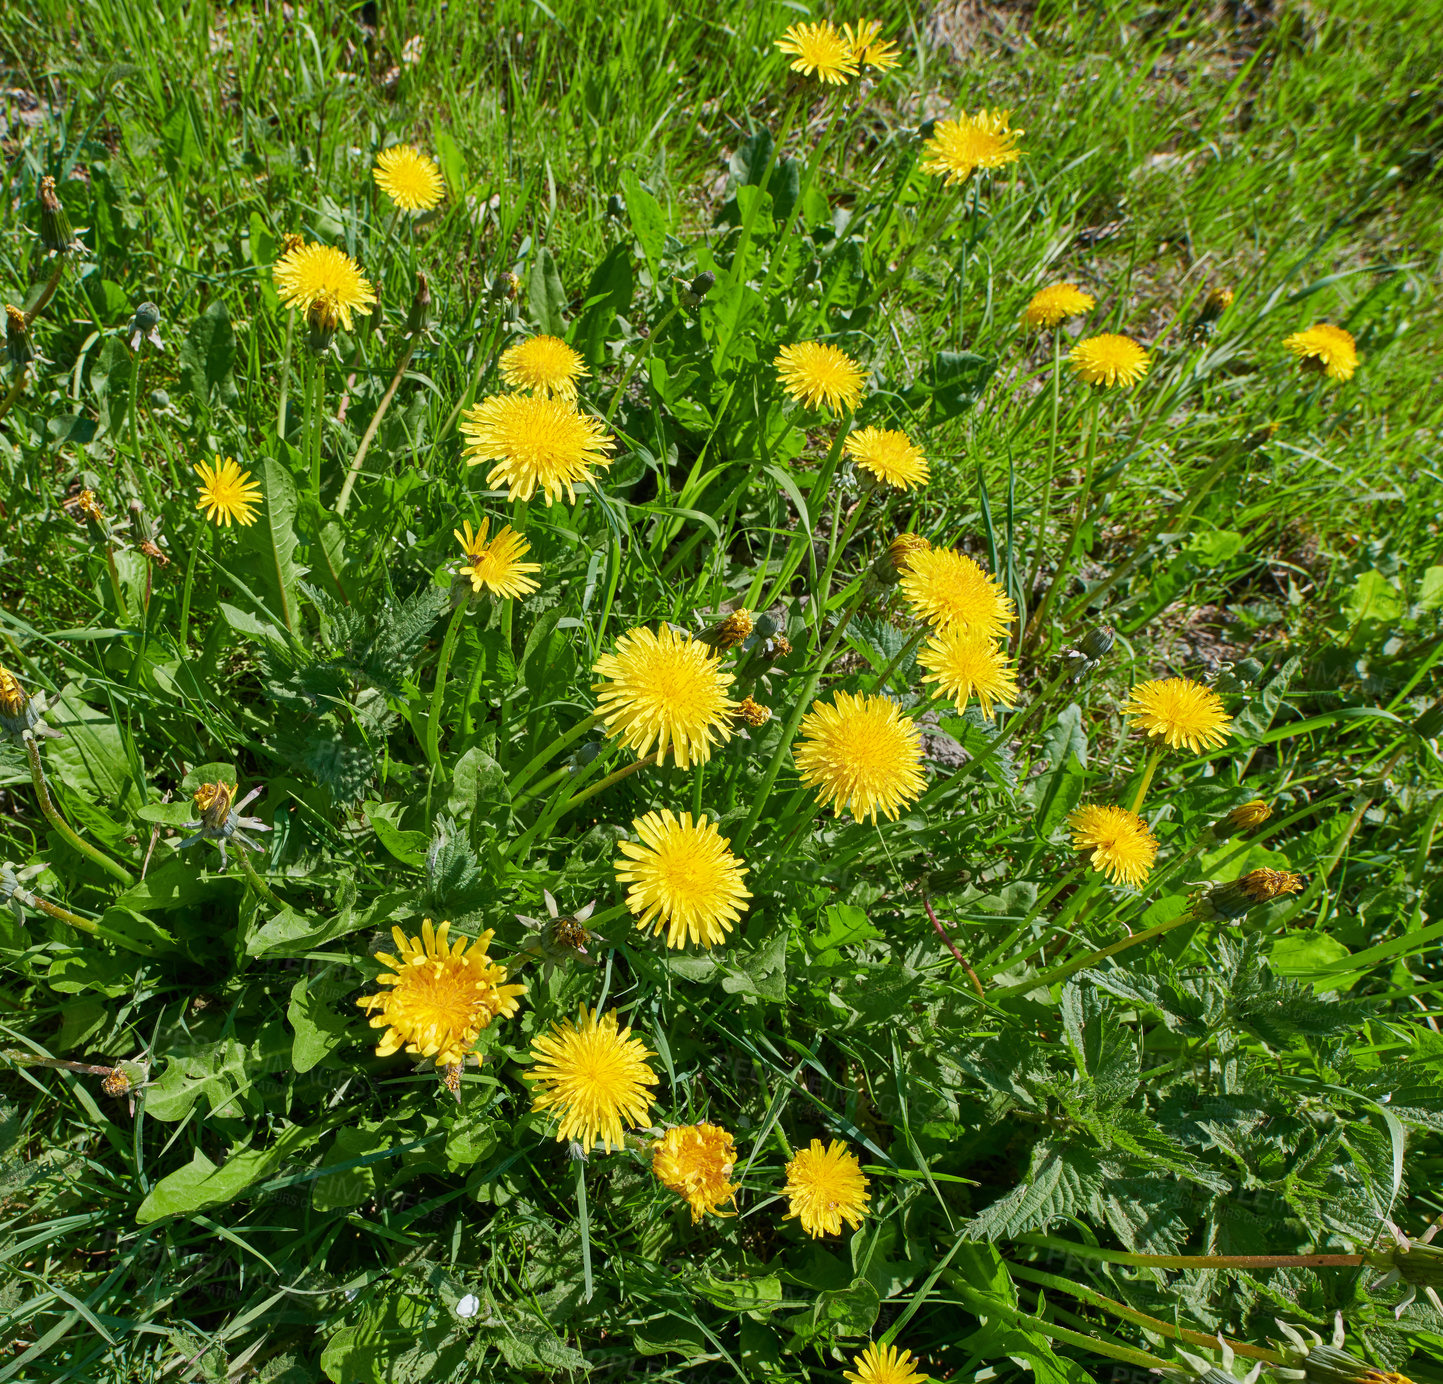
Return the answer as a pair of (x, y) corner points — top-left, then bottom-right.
(2, 0), (1442, 1380)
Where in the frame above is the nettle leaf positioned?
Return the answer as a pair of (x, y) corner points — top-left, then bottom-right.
(964, 1142), (1104, 1240)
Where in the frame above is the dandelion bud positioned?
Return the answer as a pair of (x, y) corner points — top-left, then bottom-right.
(0, 664), (44, 743)
(517, 890), (598, 974)
(1202, 285), (1234, 319)
(1190, 867), (1305, 921)
(699, 608), (753, 654)
(38, 174), (77, 254)
(736, 696), (772, 727)
(1271, 1329), (1415, 1384)
(875, 532), (931, 586)
(101, 1068), (132, 1098)
(126, 301), (163, 352)
(492, 271), (521, 302)
(1078, 626), (1115, 661)
(404, 270), (432, 337)
(306, 293), (342, 354)
(1412, 696), (1443, 742)
(606, 193), (626, 219)
(5, 304), (34, 369)
(1223, 799), (1273, 833)
(918, 117), (938, 142)
(689, 270), (716, 299)
(180, 780), (268, 868)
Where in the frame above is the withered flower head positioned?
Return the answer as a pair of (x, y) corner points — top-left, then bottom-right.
(699, 608), (754, 654)
(736, 697), (772, 727)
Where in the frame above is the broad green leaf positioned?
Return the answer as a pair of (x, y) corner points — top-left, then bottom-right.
(288, 975), (352, 1073)
(618, 170), (667, 279)
(526, 245), (566, 338)
(243, 448), (305, 634)
(136, 1124), (320, 1224)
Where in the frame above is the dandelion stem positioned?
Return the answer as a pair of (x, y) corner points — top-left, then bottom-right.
(6, 884), (98, 936)
(510, 713), (604, 796)
(23, 733), (135, 886)
(238, 849), (289, 913)
(335, 333), (417, 517)
(923, 895), (985, 997)
(870, 626), (925, 694)
(1128, 745), (1164, 815)
(423, 603), (468, 768)
(604, 305), (680, 425)
(1025, 395), (1098, 649)
(560, 752), (658, 815)
(1013, 1235), (1367, 1274)
(1025, 330), (1064, 598)
(277, 308), (295, 438)
(0, 366), (27, 429)
(310, 354), (326, 496)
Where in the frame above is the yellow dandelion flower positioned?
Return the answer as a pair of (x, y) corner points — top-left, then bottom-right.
(1068, 804), (1158, 888)
(454, 518), (540, 599)
(794, 690), (926, 824)
(592, 625), (737, 770)
(919, 628), (1020, 719)
(843, 19), (900, 72)
(877, 532), (931, 585)
(615, 809), (751, 950)
(899, 546), (1015, 638)
(775, 341), (867, 414)
(1125, 677), (1233, 753)
(775, 20), (859, 85)
(459, 393), (615, 506)
(1283, 323), (1358, 382)
(1022, 283), (1096, 330)
(844, 427), (930, 491)
(783, 1138), (870, 1238)
(356, 919), (526, 1069)
(845, 1342), (932, 1384)
(920, 109), (1023, 186)
(1225, 799), (1272, 831)
(498, 334), (588, 400)
(526, 1006), (658, 1154)
(652, 1123), (739, 1221)
(272, 242), (376, 331)
(372, 144), (444, 213)
(194, 456), (263, 528)
(0, 665), (27, 721)
(1068, 333), (1150, 389)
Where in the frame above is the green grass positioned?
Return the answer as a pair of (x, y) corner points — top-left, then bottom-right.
(2, 0), (1443, 1380)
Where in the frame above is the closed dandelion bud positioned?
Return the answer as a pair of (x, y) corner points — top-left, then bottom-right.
(1191, 867), (1305, 921)
(404, 270), (431, 337)
(1412, 696), (1443, 742)
(699, 608), (753, 653)
(1202, 286), (1234, 319)
(1222, 799), (1273, 833)
(38, 174), (77, 254)
(306, 293), (342, 354)
(1079, 626), (1115, 661)
(736, 697), (771, 727)
(689, 270), (716, 299)
(606, 193), (626, 219)
(0, 664), (45, 743)
(5, 305), (34, 369)
(1272, 1336), (1414, 1384)
(126, 301), (163, 351)
(875, 532), (931, 585)
(492, 271), (521, 302)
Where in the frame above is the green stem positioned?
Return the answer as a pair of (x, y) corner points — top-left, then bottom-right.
(1013, 1235), (1366, 1274)
(731, 579), (872, 853)
(178, 528), (201, 648)
(23, 733), (134, 886)
(1128, 745), (1164, 815)
(0, 366), (28, 429)
(309, 353), (325, 496)
(870, 626), (925, 694)
(1026, 330), (1064, 596)
(238, 849), (289, 913)
(277, 309), (295, 438)
(1026, 396), (1098, 648)
(513, 761), (572, 807)
(604, 305), (680, 425)
(424, 603), (468, 768)
(510, 713), (604, 795)
(16, 888), (99, 936)
(24, 258), (66, 327)
(560, 752), (658, 815)
(335, 334), (417, 516)
(817, 485), (872, 611)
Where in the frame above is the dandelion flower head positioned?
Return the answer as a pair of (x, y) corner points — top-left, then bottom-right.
(783, 1138), (870, 1238)
(454, 518), (540, 599)
(1125, 677), (1233, 753)
(775, 21), (859, 85)
(794, 690), (926, 824)
(1283, 323), (1358, 382)
(499, 335), (588, 400)
(1023, 283), (1095, 330)
(593, 625), (737, 770)
(652, 1123), (739, 1221)
(1068, 805), (1158, 888)
(921, 109), (1023, 186)
(1226, 799), (1272, 831)
(272, 242), (376, 331)
(775, 341), (867, 414)
(843, 19), (900, 72)
(459, 394), (614, 506)
(373, 144), (444, 213)
(526, 1006), (658, 1154)
(845, 1342), (932, 1384)
(356, 919), (526, 1069)
(845, 427), (930, 491)
(919, 628), (1020, 719)
(1068, 334), (1150, 389)
(194, 457), (263, 528)
(615, 809), (751, 950)
(899, 546), (1015, 637)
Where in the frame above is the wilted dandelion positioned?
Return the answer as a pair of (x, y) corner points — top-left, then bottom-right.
(775, 341), (867, 414)
(736, 697), (772, 727)
(1023, 283), (1095, 330)
(499, 335), (588, 400)
(194, 457), (263, 528)
(1283, 323), (1358, 382)
(1068, 334), (1150, 388)
(1068, 805), (1157, 888)
(794, 691), (926, 824)
(459, 394), (614, 506)
(920, 110), (1023, 185)
(652, 1123), (738, 1221)
(775, 21), (858, 84)
(845, 1342), (932, 1384)
(272, 242), (376, 331)
(1191, 868), (1305, 921)
(844, 427), (929, 490)
(698, 608), (754, 654)
(454, 518), (540, 598)
(899, 546), (1015, 637)
(373, 144), (444, 213)
(1125, 677), (1232, 753)
(783, 1138), (870, 1237)
(615, 809), (751, 949)
(593, 625), (737, 769)
(356, 920), (525, 1068)
(526, 1007), (658, 1154)
(919, 628), (1020, 719)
